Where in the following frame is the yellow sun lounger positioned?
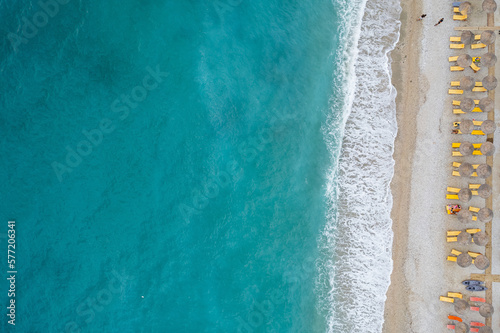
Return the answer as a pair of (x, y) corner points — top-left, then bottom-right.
(453, 7), (460, 13)
(449, 89), (464, 94)
(440, 296), (455, 303)
(453, 14), (467, 21)
(451, 66), (464, 71)
(471, 63), (480, 72)
(447, 256), (458, 262)
(472, 87), (487, 92)
(453, 121), (482, 126)
(448, 292), (463, 299)
(471, 43), (486, 49)
(453, 100), (479, 106)
(449, 55), (459, 61)
(451, 249), (462, 256)
(447, 194), (459, 199)
(469, 184), (481, 189)
(453, 163), (480, 168)
(453, 108), (483, 114)
(450, 44), (465, 49)
(455, 130), (485, 135)
(447, 187), (461, 193)
(468, 251), (481, 258)
(467, 228), (481, 233)
(447, 236), (458, 242)
(469, 206), (480, 213)
(452, 151), (483, 156)
(447, 231), (461, 236)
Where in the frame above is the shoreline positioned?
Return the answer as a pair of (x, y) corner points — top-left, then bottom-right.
(383, 0), (421, 331)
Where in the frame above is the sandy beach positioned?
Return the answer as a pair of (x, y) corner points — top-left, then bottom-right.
(384, 0), (500, 332)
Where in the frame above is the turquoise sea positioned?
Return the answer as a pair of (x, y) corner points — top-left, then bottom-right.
(0, 0), (401, 332)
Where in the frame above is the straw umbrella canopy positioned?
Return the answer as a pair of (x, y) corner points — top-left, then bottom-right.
(460, 76), (475, 91)
(459, 188), (472, 202)
(460, 97), (475, 112)
(476, 163), (492, 178)
(478, 184), (492, 198)
(478, 207), (493, 222)
(459, 142), (474, 156)
(461, 31), (475, 45)
(458, 231), (472, 244)
(481, 53), (497, 67)
(480, 30), (496, 45)
(458, 55), (473, 68)
(459, 120), (474, 134)
(460, 1), (472, 13)
(458, 208), (473, 223)
(482, 0), (497, 13)
(479, 303), (494, 317)
(479, 97), (494, 112)
(457, 253), (473, 267)
(458, 162), (474, 176)
(473, 231), (489, 246)
(454, 299), (469, 314)
(480, 142), (495, 156)
(480, 120), (496, 134)
(475, 254), (490, 270)
(482, 75), (498, 90)
(455, 322), (469, 333)
(478, 326), (493, 333)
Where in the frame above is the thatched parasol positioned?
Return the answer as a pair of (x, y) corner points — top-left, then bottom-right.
(455, 322), (469, 333)
(462, 31), (475, 45)
(479, 303), (494, 317)
(476, 164), (492, 178)
(481, 53), (497, 67)
(460, 97), (475, 112)
(478, 184), (492, 198)
(480, 30), (496, 45)
(482, 75), (498, 90)
(458, 55), (473, 68)
(473, 231), (489, 246)
(478, 326), (493, 333)
(478, 207), (493, 222)
(478, 97), (494, 112)
(480, 120), (496, 134)
(457, 253), (473, 267)
(459, 188), (472, 202)
(483, 0), (498, 13)
(458, 231), (472, 244)
(460, 76), (475, 91)
(460, 1), (472, 13)
(454, 299), (469, 314)
(458, 162), (474, 176)
(475, 254), (490, 270)
(457, 208), (473, 223)
(459, 142), (474, 156)
(480, 142), (495, 156)
(459, 120), (474, 134)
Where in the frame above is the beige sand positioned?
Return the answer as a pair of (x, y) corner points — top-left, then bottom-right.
(384, 1), (500, 332)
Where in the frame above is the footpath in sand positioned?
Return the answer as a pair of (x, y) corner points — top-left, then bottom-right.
(384, 1), (500, 332)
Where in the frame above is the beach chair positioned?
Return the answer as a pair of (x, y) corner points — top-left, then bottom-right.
(450, 44), (465, 49)
(451, 249), (462, 255)
(471, 328), (479, 333)
(452, 99), (480, 106)
(471, 43), (486, 49)
(448, 292), (463, 299)
(471, 306), (480, 311)
(447, 230), (461, 236)
(447, 256), (458, 262)
(471, 321), (485, 327)
(453, 7), (460, 13)
(451, 66), (465, 71)
(451, 81), (460, 87)
(448, 315), (462, 322)
(471, 63), (480, 72)
(451, 143), (482, 149)
(470, 297), (485, 303)
(449, 89), (464, 94)
(467, 228), (481, 233)
(469, 206), (480, 213)
(469, 184), (481, 189)
(450, 37), (461, 43)
(453, 14), (467, 21)
(447, 236), (458, 242)
(447, 186), (461, 193)
(440, 296), (455, 303)
(472, 87), (487, 92)
(447, 324), (456, 330)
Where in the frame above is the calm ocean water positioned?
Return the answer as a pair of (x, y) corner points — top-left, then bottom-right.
(0, 0), (400, 332)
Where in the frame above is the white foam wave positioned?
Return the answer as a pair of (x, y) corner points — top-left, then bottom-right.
(319, 0), (402, 331)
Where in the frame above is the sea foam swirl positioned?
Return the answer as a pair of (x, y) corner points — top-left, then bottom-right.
(319, 0), (402, 331)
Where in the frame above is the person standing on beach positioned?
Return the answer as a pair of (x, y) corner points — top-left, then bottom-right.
(434, 18), (444, 26)
(417, 14), (427, 21)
